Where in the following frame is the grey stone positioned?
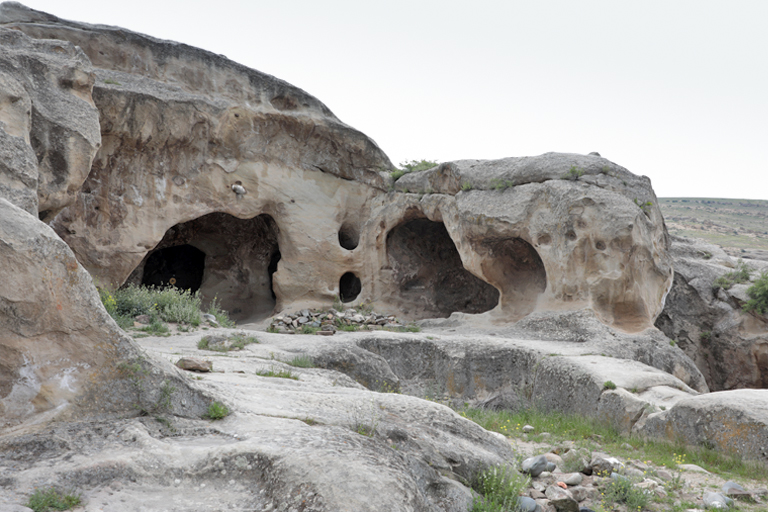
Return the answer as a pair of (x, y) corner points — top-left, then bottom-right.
(703, 492), (730, 509)
(522, 455), (551, 477)
(517, 496), (541, 512)
(561, 472), (582, 486)
(175, 357), (213, 372)
(544, 485), (579, 512)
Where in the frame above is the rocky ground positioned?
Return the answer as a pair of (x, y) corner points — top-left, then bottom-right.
(2, 323), (766, 512)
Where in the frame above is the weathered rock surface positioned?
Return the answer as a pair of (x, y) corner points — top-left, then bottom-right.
(656, 236), (768, 390)
(0, 24), (100, 220)
(0, 199), (211, 427)
(2, 3), (674, 332)
(388, 153), (672, 329)
(638, 389), (768, 463)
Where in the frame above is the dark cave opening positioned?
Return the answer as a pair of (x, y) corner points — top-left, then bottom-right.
(127, 212), (280, 322)
(141, 244), (206, 292)
(338, 222), (360, 250)
(386, 218), (499, 318)
(340, 272), (362, 303)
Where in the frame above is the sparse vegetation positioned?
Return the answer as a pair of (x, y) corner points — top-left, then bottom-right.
(489, 178), (515, 191)
(461, 182), (473, 191)
(564, 165), (585, 180)
(198, 333), (258, 351)
(286, 354), (314, 368)
(26, 487), (82, 512)
(350, 399), (380, 437)
(601, 474), (650, 510)
(103, 78), (121, 85)
(743, 271), (768, 315)
(713, 260), (753, 291)
(256, 367), (298, 380)
(471, 465), (529, 512)
(603, 380), (617, 390)
(204, 401), (229, 420)
(389, 159), (438, 182)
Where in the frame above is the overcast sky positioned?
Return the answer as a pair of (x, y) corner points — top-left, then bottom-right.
(16, 0), (768, 200)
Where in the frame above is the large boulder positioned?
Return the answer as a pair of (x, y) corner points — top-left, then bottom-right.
(637, 389), (768, 463)
(655, 236), (768, 390)
(372, 154), (673, 330)
(0, 198), (211, 427)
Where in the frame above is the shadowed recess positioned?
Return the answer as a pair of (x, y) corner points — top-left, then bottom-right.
(128, 212), (280, 322)
(340, 272), (362, 303)
(386, 218), (499, 318)
(477, 237), (547, 320)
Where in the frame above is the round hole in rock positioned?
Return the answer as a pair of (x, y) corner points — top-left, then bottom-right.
(386, 218), (499, 319)
(339, 272), (362, 303)
(128, 212), (280, 323)
(338, 222), (359, 250)
(141, 244), (206, 292)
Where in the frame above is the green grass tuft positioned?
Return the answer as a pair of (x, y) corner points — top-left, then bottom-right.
(471, 465), (529, 512)
(256, 367), (298, 380)
(204, 401), (229, 420)
(26, 487), (81, 512)
(286, 355), (314, 368)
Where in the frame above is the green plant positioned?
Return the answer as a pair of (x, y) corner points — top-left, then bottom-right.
(489, 178), (514, 191)
(350, 398), (380, 437)
(399, 159), (438, 173)
(300, 417), (318, 426)
(103, 78), (121, 85)
(206, 295), (235, 327)
(601, 474), (650, 510)
(256, 367), (298, 380)
(204, 401), (229, 420)
(461, 182), (473, 191)
(26, 487), (82, 512)
(743, 271), (768, 315)
(390, 169), (406, 181)
(471, 465), (530, 512)
(267, 325), (279, 333)
(700, 331), (711, 341)
(669, 339), (677, 346)
(603, 380), (617, 390)
(564, 166), (585, 180)
(286, 354), (314, 368)
(713, 260), (753, 291)
(300, 325), (319, 335)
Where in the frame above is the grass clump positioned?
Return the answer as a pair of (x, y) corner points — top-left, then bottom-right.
(300, 325), (320, 335)
(603, 380), (617, 390)
(743, 271), (768, 315)
(389, 159), (438, 182)
(564, 165), (585, 180)
(601, 475), (650, 511)
(461, 182), (473, 191)
(256, 367), (298, 380)
(471, 465), (530, 512)
(713, 260), (752, 291)
(204, 401), (229, 420)
(26, 487), (81, 512)
(286, 355), (314, 368)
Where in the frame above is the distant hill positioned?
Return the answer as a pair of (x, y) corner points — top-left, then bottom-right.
(658, 198), (768, 260)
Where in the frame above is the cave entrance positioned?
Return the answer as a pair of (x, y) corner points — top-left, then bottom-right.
(477, 237), (547, 319)
(386, 218), (499, 318)
(141, 244), (205, 292)
(127, 212), (280, 323)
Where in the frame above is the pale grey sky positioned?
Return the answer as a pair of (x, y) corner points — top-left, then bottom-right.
(16, 0), (768, 199)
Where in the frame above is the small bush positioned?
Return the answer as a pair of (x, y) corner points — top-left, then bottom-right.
(713, 260), (752, 291)
(206, 295), (235, 327)
(603, 380), (617, 390)
(564, 166), (585, 180)
(204, 401), (229, 420)
(461, 182), (473, 191)
(471, 465), (530, 512)
(743, 271), (768, 315)
(390, 169), (405, 181)
(26, 487), (81, 512)
(601, 475), (650, 510)
(300, 325), (319, 335)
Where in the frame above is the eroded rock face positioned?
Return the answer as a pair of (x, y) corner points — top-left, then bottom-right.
(655, 236), (768, 390)
(0, 26), (100, 218)
(2, 5), (673, 331)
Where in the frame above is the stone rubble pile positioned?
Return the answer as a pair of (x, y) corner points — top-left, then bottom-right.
(514, 444), (767, 512)
(269, 307), (411, 335)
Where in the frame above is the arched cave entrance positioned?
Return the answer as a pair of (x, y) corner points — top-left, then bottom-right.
(386, 218), (499, 318)
(127, 212), (280, 322)
(476, 237), (547, 319)
(340, 272), (362, 303)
